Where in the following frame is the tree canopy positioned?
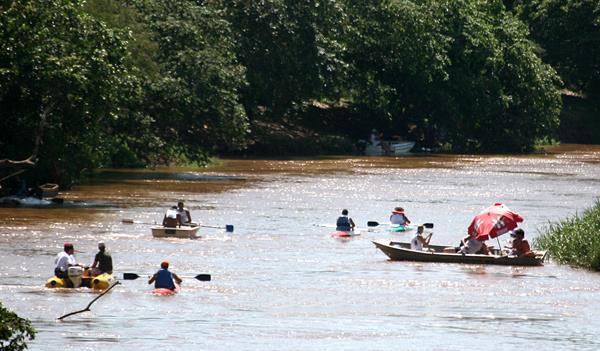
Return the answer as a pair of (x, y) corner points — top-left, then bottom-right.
(1, 0), (589, 186)
(0, 302), (35, 351)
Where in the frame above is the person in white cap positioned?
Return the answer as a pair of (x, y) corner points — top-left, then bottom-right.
(91, 242), (113, 276)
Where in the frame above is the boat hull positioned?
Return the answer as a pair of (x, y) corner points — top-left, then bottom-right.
(151, 225), (200, 238)
(372, 240), (546, 266)
(331, 230), (360, 238)
(45, 272), (116, 290)
(152, 283), (180, 296)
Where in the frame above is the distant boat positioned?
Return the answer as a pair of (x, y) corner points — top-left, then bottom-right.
(365, 141), (415, 156)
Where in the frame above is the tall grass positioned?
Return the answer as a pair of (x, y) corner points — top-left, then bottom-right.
(534, 200), (600, 270)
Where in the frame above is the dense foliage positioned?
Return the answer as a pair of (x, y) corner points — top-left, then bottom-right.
(0, 0), (132, 185)
(1, 0), (594, 185)
(535, 200), (600, 271)
(0, 302), (35, 351)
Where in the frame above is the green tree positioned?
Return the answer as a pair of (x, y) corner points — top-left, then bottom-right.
(130, 0), (249, 160)
(515, 0), (600, 98)
(0, 0), (132, 185)
(0, 302), (35, 351)
(221, 0), (348, 118)
(343, 0), (562, 152)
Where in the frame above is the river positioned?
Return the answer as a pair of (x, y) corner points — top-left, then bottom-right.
(1, 144), (599, 350)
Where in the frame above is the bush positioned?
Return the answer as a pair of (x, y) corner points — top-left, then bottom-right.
(0, 302), (35, 351)
(535, 200), (600, 270)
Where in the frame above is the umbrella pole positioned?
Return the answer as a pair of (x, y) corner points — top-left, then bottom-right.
(496, 237), (502, 255)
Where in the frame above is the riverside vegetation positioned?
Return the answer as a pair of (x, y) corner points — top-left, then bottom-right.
(1, 0), (598, 186)
(535, 200), (600, 271)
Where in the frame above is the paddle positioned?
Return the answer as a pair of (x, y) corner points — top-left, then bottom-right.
(122, 219), (233, 232)
(58, 281), (120, 320)
(123, 273), (211, 281)
(367, 221), (434, 228)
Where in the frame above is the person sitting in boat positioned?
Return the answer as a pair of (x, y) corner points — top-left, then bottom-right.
(176, 201), (193, 226)
(148, 260), (182, 291)
(336, 209), (356, 231)
(507, 228), (534, 257)
(54, 242), (82, 285)
(410, 225), (432, 251)
(162, 206), (181, 228)
(390, 207), (411, 226)
(91, 242), (113, 276)
(458, 233), (490, 255)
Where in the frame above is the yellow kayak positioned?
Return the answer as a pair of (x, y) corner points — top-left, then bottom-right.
(46, 269), (116, 290)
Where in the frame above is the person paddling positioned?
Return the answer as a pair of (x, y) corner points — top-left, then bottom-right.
(390, 207), (411, 226)
(148, 261), (182, 291)
(336, 209), (356, 231)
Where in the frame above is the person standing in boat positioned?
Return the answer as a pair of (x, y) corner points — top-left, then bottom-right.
(336, 209), (356, 231)
(91, 242), (113, 276)
(176, 201), (193, 226)
(410, 225), (432, 251)
(148, 261), (182, 291)
(54, 242), (81, 283)
(390, 207), (411, 226)
(162, 206), (181, 228)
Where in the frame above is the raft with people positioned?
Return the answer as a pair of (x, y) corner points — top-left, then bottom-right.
(372, 240), (547, 266)
(46, 267), (117, 290)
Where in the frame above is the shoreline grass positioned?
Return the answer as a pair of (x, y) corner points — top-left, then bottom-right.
(534, 200), (600, 271)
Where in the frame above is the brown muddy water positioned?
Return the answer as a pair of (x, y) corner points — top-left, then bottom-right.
(1, 144), (600, 350)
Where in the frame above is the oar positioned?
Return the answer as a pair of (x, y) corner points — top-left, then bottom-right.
(122, 218), (155, 225)
(367, 221), (434, 228)
(58, 281), (120, 320)
(123, 273), (211, 281)
(122, 219), (233, 232)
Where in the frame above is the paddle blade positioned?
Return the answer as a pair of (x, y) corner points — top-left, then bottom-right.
(423, 223), (434, 229)
(367, 221), (379, 227)
(225, 225), (234, 233)
(195, 274), (211, 281)
(123, 273), (140, 280)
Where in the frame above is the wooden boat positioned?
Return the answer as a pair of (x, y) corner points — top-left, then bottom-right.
(151, 225), (200, 238)
(39, 183), (59, 198)
(372, 240), (547, 266)
(46, 270), (116, 290)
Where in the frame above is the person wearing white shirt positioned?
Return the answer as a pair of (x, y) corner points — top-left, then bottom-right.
(410, 226), (432, 251)
(176, 201), (192, 225)
(54, 242), (79, 279)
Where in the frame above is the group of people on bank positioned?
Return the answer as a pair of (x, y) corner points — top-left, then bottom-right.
(54, 200), (193, 290)
(334, 206), (533, 257)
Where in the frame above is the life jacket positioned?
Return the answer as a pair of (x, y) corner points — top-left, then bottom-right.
(155, 268), (175, 289)
(336, 216), (351, 231)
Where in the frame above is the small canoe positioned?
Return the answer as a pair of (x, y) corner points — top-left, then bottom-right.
(388, 224), (414, 232)
(372, 240), (547, 266)
(331, 230), (360, 238)
(151, 225), (200, 238)
(152, 283), (180, 296)
(45, 272), (116, 290)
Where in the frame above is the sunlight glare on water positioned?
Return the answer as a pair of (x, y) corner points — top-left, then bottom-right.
(0, 144), (599, 350)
